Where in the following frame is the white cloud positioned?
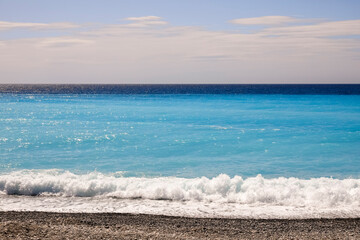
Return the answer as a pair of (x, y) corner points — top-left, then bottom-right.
(0, 17), (359, 84)
(128, 20), (168, 27)
(229, 16), (303, 25)
(124, 16), (168, 27)
(39, 38), (93, 48)
(262, 20), (360, 37)
(125, 16), (162, 21)
(0, 21), (80, 31)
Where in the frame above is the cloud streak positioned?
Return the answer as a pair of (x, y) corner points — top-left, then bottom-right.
(229, 16), (304, 25)
(39, 38), (93, 48)
(125, 16), (162, 21)
(0, 21), (80, 31)
(262, 20), (360, 37)
(0, 16), (359, 84)
(124, 16), (168, 27)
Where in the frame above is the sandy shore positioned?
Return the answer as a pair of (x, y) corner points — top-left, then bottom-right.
(0, 211), (359, 239)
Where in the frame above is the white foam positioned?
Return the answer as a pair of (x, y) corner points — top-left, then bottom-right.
(1, 170), (360, 218)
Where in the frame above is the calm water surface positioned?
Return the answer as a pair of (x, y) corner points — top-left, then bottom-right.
(1, 94), (359, 178)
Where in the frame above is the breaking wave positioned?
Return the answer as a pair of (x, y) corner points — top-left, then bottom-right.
(1, 170), (360, 208)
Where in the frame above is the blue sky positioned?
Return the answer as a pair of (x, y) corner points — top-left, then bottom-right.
(0, 0), (359, 83)
(1, 0), (360, 28)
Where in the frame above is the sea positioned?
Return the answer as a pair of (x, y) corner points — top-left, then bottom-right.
(1, 84), (360, 219)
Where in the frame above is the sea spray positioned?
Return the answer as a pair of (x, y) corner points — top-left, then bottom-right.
(1, 170), (359, 208)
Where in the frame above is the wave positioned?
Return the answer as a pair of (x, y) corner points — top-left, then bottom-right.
(1, 170), (360, 218)
(1, 170), (360, 207)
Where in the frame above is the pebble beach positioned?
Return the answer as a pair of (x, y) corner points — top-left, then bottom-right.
(1, 211), (360, 239)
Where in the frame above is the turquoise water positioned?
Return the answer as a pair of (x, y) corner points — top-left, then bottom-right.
(1, 94), (360, 179)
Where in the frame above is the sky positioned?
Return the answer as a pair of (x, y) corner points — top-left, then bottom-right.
(0, 0), (359, 84)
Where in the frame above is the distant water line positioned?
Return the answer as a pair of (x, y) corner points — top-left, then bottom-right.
(1, 84), (360, 94)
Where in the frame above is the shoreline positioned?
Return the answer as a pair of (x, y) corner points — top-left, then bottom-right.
(1, 211), (359, 239)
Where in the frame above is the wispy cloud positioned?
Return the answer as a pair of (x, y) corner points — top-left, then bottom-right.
(0, 16), (359, 84)
(262, 20), (360, 37)
(124, 16), (167, 27)
(125, 16), (162, 21)
(0, 21), (80, 31)
(39, 38), (93, 48)
(190, 55), (235, 62)
(229, 16), (304, 26)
